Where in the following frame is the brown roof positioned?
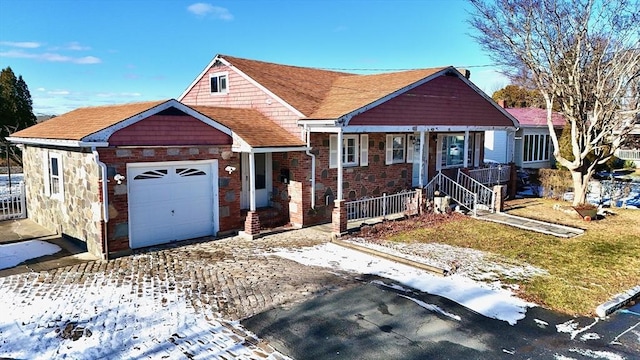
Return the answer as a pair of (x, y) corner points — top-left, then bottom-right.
(221, 55), (449, 120)
(191, 106), (305, 148)
(11, 100), (167, 141)
(221, 55), (350, 116)
(308, 68), (446, 119)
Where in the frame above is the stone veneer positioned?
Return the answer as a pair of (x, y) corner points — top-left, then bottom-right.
(22, 146), (103, 255)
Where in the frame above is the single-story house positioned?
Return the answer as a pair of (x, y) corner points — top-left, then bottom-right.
(484, 105), (565, 168)
(9, 54), (519, 258)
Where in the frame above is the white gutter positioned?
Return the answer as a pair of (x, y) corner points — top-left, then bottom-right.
(303, 125), (316, 209)
(6, 137), (109, 148)
(92, 147), (110, 260)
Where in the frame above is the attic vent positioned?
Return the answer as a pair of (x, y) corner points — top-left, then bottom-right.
(157, 107), (186, 116)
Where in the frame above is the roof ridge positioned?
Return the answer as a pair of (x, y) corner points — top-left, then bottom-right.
(220, 54), (353, 76)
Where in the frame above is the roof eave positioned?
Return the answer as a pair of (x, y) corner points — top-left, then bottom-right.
(6, 137), (109, 148)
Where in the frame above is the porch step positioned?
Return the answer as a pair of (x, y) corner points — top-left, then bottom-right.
(473, 210), (585, 238)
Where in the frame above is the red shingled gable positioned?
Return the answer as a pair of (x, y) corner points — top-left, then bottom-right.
(506, 108), (566, 128)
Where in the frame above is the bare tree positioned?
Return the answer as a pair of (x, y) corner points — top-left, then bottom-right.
(468, 0), (640, 205)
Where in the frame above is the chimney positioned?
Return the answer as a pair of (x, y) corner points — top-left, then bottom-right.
(497, 99), (506, 108)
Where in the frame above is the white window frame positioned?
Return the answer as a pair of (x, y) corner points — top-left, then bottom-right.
(209, 71), (228, 95)
(329, 134), (363, 168)
(385, 134), (406, 165)
(523, 133), (550, 163)
(438, 134), (467, 169)
(43, 151), (64, 200)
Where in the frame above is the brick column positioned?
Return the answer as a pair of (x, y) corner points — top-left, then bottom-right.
(331, 199), (347, 237)
(415, 188), (424, 215)
(493, 185), (505, 213)
(243, 211), (261, 237)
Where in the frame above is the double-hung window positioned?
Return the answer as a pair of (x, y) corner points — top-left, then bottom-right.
(210, 72), (228, 94)
(385, 134), (407, 164)
(43, 152), (64, 200)
(329, 134), (368, 168)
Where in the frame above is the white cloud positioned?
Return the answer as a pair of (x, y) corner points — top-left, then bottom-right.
(0, 49), (101, 64)
(187, 3), (233, 20)
(47, 90), (70, 95)
(0, 41), (41, 48)
(36, 87), (46, 92)
(65, 41), (90, 51)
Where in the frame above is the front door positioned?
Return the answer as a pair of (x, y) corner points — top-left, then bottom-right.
(241, 152), (272, 209)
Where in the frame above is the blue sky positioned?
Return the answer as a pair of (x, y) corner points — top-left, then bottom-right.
(0, 0), (508, 115)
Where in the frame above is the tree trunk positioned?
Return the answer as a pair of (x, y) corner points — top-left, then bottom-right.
(570, 169), (590, 206)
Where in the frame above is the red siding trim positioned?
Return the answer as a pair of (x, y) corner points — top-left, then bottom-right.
(349, 76), (513, 127)
(109, 114), (232, 146)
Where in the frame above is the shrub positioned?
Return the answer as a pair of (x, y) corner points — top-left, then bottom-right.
(539, 168), (573, 199)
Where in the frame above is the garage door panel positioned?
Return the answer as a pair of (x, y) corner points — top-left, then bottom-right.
(128, 162), (217, 249)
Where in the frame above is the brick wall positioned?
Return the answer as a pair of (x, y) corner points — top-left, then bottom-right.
(98, 145), (242, 253)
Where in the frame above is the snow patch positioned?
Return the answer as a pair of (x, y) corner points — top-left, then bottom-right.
(580, 333), (601, 341)
(271, 243), (535, 325)
(534, 318), (549, 328)
(398, 294), (461, 321)
(556, 318), (599, 340)
(0, 240), (61, 270)
(568, 348), (626, 360)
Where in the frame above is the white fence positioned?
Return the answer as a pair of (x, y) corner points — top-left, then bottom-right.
(457, 170), (495, 212)
(0, 181), (26, 221)
(346, 190), (420, 222)
(615, 149), (640, 161)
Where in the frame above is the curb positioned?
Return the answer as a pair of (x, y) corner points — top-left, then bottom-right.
(595, 285), (640, 317)
(330, 237), (448, 277)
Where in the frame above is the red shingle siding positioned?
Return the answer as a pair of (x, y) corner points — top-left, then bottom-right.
(98, 146), (242, 253)
(181, 63), (302, 139)
(349, 76), (513, 127)
(108, 114), (231, 146)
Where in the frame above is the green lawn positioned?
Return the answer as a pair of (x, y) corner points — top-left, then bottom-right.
(383, 198), (640, 316)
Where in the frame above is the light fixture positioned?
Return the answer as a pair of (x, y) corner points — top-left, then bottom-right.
(114, 174), (125, 184)
(225, 165), (237, 174)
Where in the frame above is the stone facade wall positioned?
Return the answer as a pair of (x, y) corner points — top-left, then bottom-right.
(22, 146), (103, 255)
(98, 145), (241, 253)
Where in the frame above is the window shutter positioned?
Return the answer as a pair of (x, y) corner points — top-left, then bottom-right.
(360, 134), (368, 166)
(474, 133), (482, 166)
(385, 135), (393, 165)
(329, 135), (338, 169)
(42, 151), (50, 196)
(406, 135), (414, 163)
(57, 155), (65, 201)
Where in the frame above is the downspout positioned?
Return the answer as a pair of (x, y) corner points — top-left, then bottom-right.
(92, 147), (109, 260)
(303, 125), (316, 209)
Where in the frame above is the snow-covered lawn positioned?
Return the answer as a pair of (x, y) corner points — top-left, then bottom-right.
(270, 242), (537, 325)
(0, 240), (61, 270)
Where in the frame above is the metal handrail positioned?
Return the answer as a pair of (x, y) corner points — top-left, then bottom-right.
(457, 170), (495, 212)
(424, 172), (478, 216)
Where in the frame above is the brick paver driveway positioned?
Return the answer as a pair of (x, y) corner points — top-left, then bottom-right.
(0, 228), (358, 359)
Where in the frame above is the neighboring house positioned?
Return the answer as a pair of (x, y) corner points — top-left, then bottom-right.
(9, 54), (518, 259)
(485, 105), (565, 169)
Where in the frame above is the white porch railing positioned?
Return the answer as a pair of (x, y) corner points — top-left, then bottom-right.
(346, 189), (420, 222)
(457, 170), (495, 212)
(466, 165), (511, 186)
(615, 149), (640, 161)
(0, 181), (26, 221)
(424, 172), (477, 216)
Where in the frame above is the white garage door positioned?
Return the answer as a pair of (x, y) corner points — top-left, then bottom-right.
(127, 161), (218, 249)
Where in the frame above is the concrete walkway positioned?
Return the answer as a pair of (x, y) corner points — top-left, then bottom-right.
(474, 210), (585, 238)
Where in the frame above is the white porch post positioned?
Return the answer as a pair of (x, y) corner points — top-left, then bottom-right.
(463, 130), (469, 168)
(418, 130), (425, 187)
(249, 151), (256, 211)
(337, 130), (343, 200)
